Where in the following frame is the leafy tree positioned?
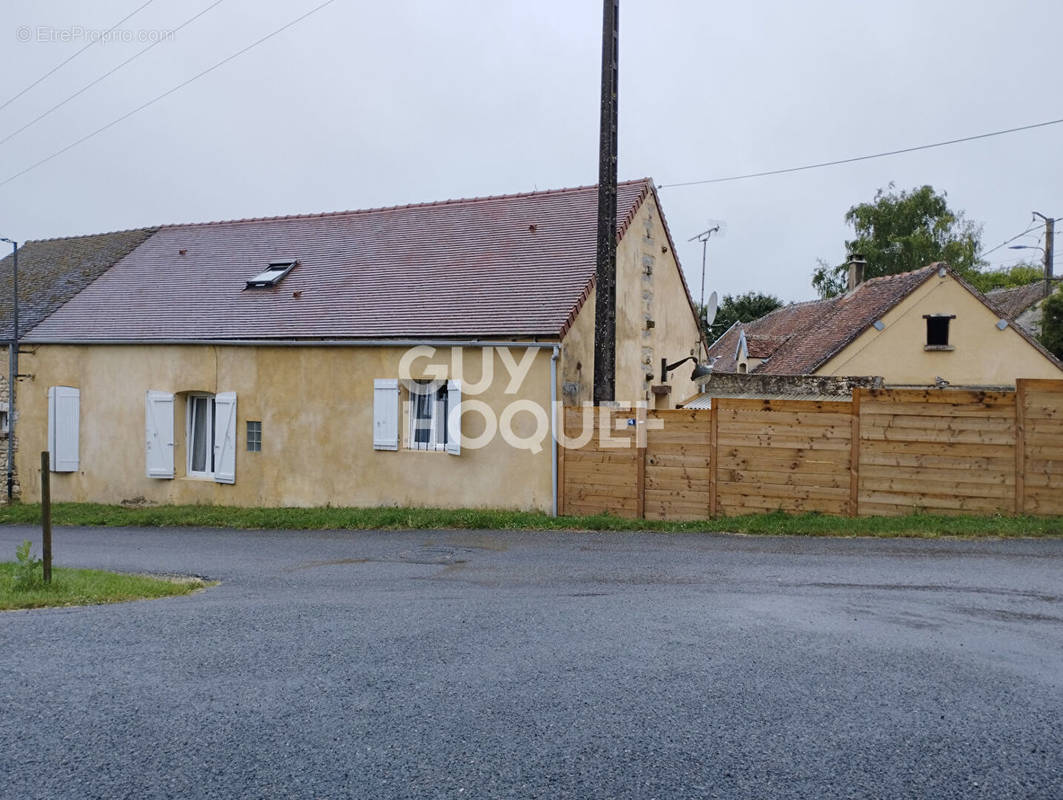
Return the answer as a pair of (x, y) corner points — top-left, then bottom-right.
(813, 184), (984, 298)
(701, 291), (783, 344)
(1041, 288), (1063, 359)
(964, 263), (1043, 293)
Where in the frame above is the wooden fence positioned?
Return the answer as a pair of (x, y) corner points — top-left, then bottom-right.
(559, 379), (1063, 519)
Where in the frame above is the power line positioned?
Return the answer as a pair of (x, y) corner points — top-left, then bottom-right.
(978, 223), (1042, 259)
(0, 0), (227, 148)
(658, 117), (1063, 189)
(0, 0), (340, 190)
(0, 0), (155, 114)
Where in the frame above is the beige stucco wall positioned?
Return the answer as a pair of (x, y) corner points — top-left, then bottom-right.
(560, 193), (703, 407)
(0, 345), (15, 501)
(16, 344), (558, 509)
(819, 271), (1063, 384)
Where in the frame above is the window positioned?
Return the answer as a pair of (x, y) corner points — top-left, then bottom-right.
(373, 378), (461, 454)
(246, 421), (262, 452)
(188, 394), (216, 476)
(147, 390), (236, 483)
(245, 259), (297, 288)
(407, 380), (449, 451)
(924, 314), (956, 349)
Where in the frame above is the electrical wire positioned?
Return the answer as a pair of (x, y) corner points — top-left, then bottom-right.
(978, 223), (1042, 259)
(0, 0), (227, 148)
(658, 118), (1063, 189)
(0, 0), (155, 114)
(0, 0), (340, 190)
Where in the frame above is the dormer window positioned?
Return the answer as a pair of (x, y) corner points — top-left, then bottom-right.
(246, 259), (297, 289)
(924, 314), (955, 350)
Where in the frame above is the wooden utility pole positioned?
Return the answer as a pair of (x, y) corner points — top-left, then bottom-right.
(593, 0), (619, 404)
(40, 451), (51, 583)
(1033, 212), (1055, 298)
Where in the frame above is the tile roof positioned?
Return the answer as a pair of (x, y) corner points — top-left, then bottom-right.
(707, 265), (940, 375)
(0, 228), (157, 340)
(985, 282), (1047, 320)
(25, 181), (656, 342)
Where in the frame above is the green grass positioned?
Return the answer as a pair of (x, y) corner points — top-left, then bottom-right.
(0, 502), (1061, 538)
(0, 562), (209, 611)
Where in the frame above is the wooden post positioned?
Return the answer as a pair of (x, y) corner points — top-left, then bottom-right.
(708, 401), (719, 517)
(636, 405), (646, 519)
(849, 388), (861, 518)
(40, 451), (51, 583)
(1015, 379), (1026, 515)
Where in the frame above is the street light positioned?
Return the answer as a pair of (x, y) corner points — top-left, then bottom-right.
(1009, 243), (1056, 298)
(0, 236), (17, 503)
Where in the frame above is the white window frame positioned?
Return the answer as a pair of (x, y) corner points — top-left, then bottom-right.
(405, 380), (449, 451)
(187, 393), (216, 478)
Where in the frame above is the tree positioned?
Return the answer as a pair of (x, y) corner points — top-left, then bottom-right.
(702, 291), (783, 344)
(1041, 288), (1063, 360)
(964, 263), (1043, 293)
(812, 184), (984, 298)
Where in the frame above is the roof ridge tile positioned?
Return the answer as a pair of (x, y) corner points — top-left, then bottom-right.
(157, 178), (655, 231)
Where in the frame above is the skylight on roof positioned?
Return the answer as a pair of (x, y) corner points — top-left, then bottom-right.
(246, 259), (297, 289)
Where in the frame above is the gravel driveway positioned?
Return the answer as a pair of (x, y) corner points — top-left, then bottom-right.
(1, 525), (1060, 799)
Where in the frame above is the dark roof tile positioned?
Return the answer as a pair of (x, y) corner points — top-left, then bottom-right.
(985, 282), (1047, 320)
(26, 181), (654, 341)
(0, 228), (157, 340)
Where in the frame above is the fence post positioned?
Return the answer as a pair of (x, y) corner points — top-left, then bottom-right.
(40, 451), (51, 583)
(849, 388), (861, 518)
(1015, 379), (1026, 515)
(636, 404), (646, 519)
(709, 401), (719, 517)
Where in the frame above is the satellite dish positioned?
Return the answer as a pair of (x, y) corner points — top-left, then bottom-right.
(703, 291), (718, 327)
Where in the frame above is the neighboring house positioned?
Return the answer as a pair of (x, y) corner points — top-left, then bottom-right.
(705, 264), (1063, 386)
(0, 228), (157, 498)
(15, 179), (703, 511)
(985, 281), (1049, 338)
(679, 373), (883, 408)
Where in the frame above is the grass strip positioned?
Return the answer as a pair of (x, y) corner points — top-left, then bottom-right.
(0, 502), (1061, 538)
(0, 563), (208, 611)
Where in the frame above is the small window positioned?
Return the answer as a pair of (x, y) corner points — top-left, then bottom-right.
(246, 421), (262, 452)
(407, 380), (449, 451)
(245, 259), (296, 288)
(924, 314), (956, 348)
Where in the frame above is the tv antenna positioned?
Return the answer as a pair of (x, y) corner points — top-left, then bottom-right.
(688, 223), (723, 310)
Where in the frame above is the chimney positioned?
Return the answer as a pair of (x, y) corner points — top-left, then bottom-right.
(847, 253), (867, 291)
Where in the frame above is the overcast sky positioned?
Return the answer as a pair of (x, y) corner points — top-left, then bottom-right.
(2, 0), (1061, 305)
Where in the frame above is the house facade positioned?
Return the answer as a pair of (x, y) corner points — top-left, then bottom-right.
(0, 228), (157, 500)
(707, 264), (1063, 386)
(15, 180), (703, 511)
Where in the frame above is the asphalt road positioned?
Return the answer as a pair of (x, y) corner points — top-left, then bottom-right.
(0, 525), (1060, 800)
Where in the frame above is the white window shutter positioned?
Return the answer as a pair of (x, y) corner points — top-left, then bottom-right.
(213, 391), (237, 484)
(145, 391), (175, 479)
(445, 379), (461, 456)
(373, 379), (399, 450)
(48, 386), (80, 472)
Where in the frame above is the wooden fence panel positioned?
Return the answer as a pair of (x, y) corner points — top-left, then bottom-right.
(645, 409), (712, 520)
(715, 398), (853, 516)
(858, 389), (1016, 516)
(558, 383), (1063, 521)
(1020, 379), (1063, 515)
(561, 406), (639, 518)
